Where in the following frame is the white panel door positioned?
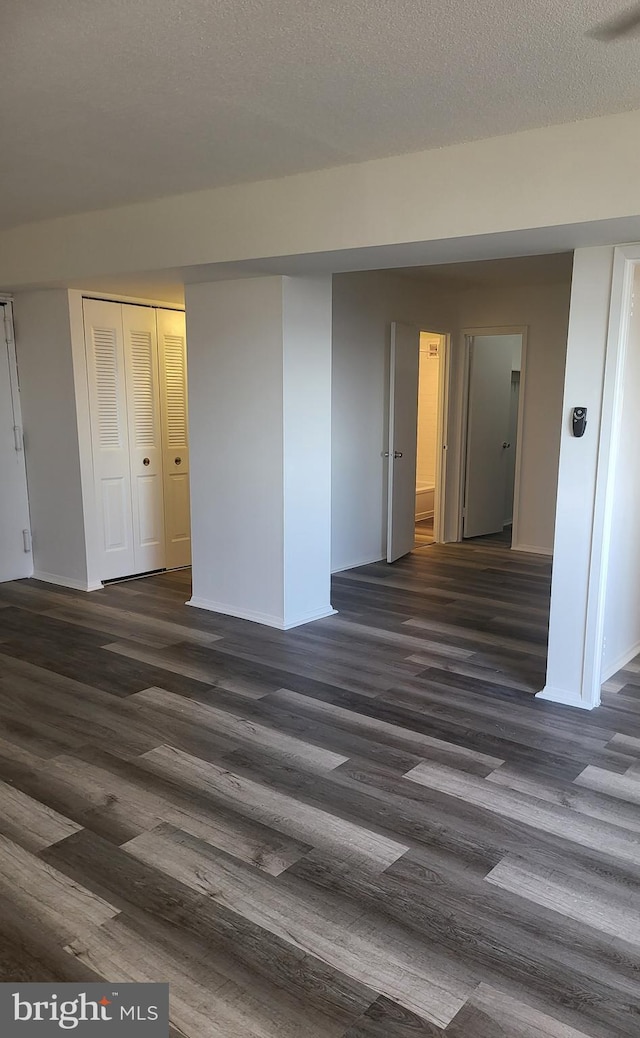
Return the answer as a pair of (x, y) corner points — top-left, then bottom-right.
(122, 304), (166, 573)
(84, 298), (135, 580)
(157, 309), (191, 569)
(387, 322), (420, 563)
(463, 335), (515, 539)
(0, 304), (32, 582)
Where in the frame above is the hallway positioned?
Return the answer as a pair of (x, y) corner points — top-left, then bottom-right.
(335, 538), (549, 695)
(0, 546), (638, 1036)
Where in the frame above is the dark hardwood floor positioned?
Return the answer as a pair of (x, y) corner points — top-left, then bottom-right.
(0, 542), (639, 1037)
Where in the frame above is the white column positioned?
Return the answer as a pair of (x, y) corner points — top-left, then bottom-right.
(186, 275), (334, 630)
(538, 246), (614, 709)
(13, 289), (96, 591)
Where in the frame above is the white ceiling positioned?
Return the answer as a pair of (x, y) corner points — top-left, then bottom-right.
(397, 252), (575, 290)
(3, 0), (640, 231)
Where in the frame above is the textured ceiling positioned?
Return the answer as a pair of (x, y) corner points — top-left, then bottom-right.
(3, 0), (640, 230)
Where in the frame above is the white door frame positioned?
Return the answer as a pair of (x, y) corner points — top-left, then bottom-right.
(580, 244), (640, 708)
(415, 329), (451, 545)
(69, 291), (187, 590)
(433, 332), (450, 544)
(457, 325), (528, 545)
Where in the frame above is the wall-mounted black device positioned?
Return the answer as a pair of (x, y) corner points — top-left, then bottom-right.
(572, 406), (587, 437)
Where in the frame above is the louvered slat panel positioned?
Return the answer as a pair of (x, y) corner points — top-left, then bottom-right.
(92, 327), (122, 449)
(163, 334), (187, 448)
(129, 330), (156, 449)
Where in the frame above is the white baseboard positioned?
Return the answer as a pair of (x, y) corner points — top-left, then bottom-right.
(32, 570), (103, 592)
(331, 554), (385, 574)
(535, 685), (596, 710)
(511, 543), (553, 557)
(187, 597), (337, 630)
(0, 565), (34, 583)
(283, 606), (338, 630)
(601, 638), (640, 684)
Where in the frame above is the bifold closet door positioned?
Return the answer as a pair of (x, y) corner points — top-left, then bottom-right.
(83, 299), (136, 580)
(157, 308), (191, 569)
(122, 304), (166, 573)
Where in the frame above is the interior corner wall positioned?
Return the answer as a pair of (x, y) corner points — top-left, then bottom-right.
(331, 271), (455, 573)
(12, 289), (89, 589)
(282, 276), (333, 625)
(600, 262), (640, 680)
(456, 278), (572, 554)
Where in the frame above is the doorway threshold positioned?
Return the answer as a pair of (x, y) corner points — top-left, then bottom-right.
(102, 568), (167, 586)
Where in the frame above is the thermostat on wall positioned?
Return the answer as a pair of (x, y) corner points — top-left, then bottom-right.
(572, 407), (587, 437)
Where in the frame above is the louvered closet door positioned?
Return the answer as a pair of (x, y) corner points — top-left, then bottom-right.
(83, 299), (135, 580)
(157, 308), (191, 568)
(122, 305), (166, 573)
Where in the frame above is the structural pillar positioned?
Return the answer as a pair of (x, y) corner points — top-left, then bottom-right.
(185, 275), (334, 630)
(538, 246), (614, 709)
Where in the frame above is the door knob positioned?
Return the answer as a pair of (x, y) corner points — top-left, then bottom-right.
(502, 442), (511, 449)
(174, 456), (182, 465)
(142, 457), (150, 466)
(394, 451), (403, 459)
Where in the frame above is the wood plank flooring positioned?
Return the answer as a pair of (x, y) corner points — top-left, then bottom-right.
(0, 541), (639, 1036)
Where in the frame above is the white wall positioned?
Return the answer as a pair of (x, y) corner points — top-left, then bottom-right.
(186, 277), (286, 624)
(600, 263), (640, 679)
(456, 281), (572, 553)
(0, 304), (32, 582)
(541, 246), (615, 708)
(186, 275), (333, 629)
(331, 271), (455, 572)
(416, 334), (441, 488)
(12, 290), (89, 589)
(282, 277), (333, 625)
(67, 290), (104, 590)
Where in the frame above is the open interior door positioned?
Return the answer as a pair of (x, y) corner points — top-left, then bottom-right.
(463, 334), (515, 538)
(387, 322), (420, 562)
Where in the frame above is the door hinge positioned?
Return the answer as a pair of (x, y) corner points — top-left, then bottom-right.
(13, 425), (23, 451)
(3, 308), (14, 347)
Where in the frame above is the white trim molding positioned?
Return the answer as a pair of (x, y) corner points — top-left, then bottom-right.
(32, 570), (103, 592)
(582, 244), (640, 708)
(536, 685), (596, 711)
(601, 639), (640, 686)
(187, 596), (337, 630)
(511, 543), (553, 557)
(331, 555), (385, 574)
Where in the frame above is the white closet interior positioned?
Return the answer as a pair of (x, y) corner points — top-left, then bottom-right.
(83, 298), (190, 581)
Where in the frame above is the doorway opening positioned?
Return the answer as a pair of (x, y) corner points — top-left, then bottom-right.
(415, 330), (447, 548)
(461, 330), (525, 549)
